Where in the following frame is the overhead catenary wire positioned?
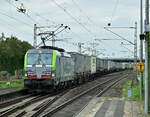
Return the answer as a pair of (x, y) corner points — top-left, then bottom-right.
(94, 37), (128, 57)
(71, 0), (119, 53)
(7, 0), (96, 44)
(0, 17), (32, 35)
(13, 0), (56, 24)
(104, 27), (134, 45)
(7, 0), (58, 27)
(0, 10), (32, 28)
(71, 0), (113, 47)
(5, 0), (61, 35)
(6, 0), (18, 10)
(70, 30), (83, 41)
(4, 0), (130, 58)
(71, 29), (120, 55)
(51, 0), (95, 37)
(35, 13), (56, 25)
(109, 0), (119, 24)
(71, 0), (96, 26)
(0, 19), (33, 42)
(5, 0), (42, 26)
(25, 14), (40, 25)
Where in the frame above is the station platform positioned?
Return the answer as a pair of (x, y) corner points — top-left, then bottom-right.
(75, 97), (143, 117)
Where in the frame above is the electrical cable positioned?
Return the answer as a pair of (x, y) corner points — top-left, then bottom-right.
(104, 27), (134, 45)
(5, 0), (127, 57)
(71, 0), (95, 26)
(51, 0), (95, 37)
(5, 0), (42, 26)
(14, 0), (57, 25)
(0, 18), (32, 36)
(109, 0), (119, 24)
(34, 13), (57, 26)
(0, 10), (32, 28)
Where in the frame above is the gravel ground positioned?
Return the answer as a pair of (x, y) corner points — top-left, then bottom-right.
(3, 71), (133, 117)
(44, 71), (135, 117)
(0, 87), (22, 95)
(42, 71), (132, 115)
(102, 71), (136, 97)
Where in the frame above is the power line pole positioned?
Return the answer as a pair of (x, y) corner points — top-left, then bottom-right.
(34, 24), (37, 48)
(51, 31), (55, 47)
(145, 0), (149, 114)
(140, 0), (143, 101)
(89, 42), (99, 56)
(134, 22), (138, 71)
(78, 42), (84, 53)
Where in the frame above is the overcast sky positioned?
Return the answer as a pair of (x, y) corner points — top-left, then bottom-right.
(0, 0), (141, 58)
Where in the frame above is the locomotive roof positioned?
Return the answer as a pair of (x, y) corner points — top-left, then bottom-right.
(62, 52), (71, 57)
(68, 52), (88, 56)
(27, 49), (53, 53)
(40, 46), (65, 52)
(67, 52), (96, 58)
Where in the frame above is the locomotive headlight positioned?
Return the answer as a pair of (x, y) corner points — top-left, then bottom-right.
(52, 73), (55, 77)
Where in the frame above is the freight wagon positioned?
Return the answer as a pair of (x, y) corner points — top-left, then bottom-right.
(24, 46), (132, 91)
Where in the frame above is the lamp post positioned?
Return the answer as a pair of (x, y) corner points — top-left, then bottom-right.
(139, 0), (144, 102)
(145, 0), (149, 114)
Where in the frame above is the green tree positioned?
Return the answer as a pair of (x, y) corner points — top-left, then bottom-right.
(0, 35), (33, 74)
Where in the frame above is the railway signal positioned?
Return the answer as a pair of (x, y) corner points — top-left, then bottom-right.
(136, 62), (145, 72)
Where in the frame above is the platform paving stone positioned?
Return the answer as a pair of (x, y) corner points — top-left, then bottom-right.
(75, 97), (143, 117)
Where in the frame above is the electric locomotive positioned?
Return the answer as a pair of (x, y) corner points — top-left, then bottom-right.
(24, 46), (74, 90)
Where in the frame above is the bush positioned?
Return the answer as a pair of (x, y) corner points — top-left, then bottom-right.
(0, 71), (10, 80)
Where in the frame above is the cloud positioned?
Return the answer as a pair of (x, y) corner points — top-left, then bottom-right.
(0, 0), (141, 58)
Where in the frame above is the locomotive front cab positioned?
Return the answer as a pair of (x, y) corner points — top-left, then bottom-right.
(24, 49), (57, 89)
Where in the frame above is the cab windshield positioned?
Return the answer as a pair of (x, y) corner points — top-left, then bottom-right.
(27, 53), (52, 65)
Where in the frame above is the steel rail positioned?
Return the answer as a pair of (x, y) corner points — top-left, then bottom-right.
(31, 96), (58, 117)
(73, 74), (129, 117)
(96, 75), (128, 97)
(40, 74), (129, 117)
(0, 94), (32, 109)
(32, 100), (50, 111)
(0, 94), (51, 117)
(15, 89), (69, 117)
(0, 89), (27, 102)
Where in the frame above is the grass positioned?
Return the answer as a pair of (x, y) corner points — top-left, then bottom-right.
(0, 81), (24, 88)
(122, 78), (141, 100)
(121, 73), (150, 116)
(122, 80), (132, 98)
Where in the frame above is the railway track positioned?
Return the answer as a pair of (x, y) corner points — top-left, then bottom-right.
(0, 89), (27, 103)
(40, 73), (130, 117)
(0, 71), (122, 104)
(0, 94), (32, 109)
(0, 71), (131, 117)
(0, 94), (51, 117)
(14, 72), (124, 117)
(0, 87), (21, 95)
(0, 89), (68, 117)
